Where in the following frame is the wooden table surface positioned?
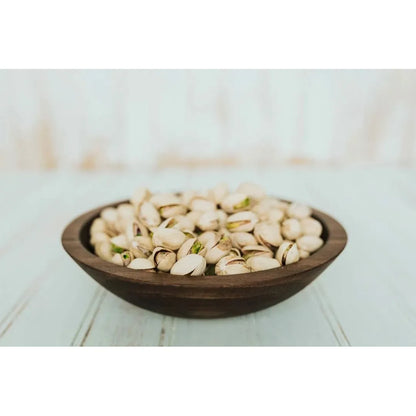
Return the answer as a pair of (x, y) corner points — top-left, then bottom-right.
(1, 166), (415, 346)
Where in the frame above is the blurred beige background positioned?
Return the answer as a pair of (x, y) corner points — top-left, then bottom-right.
(0, 69), (415, 170)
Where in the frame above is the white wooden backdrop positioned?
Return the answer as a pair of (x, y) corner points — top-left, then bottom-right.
(1, 70), (415, 170)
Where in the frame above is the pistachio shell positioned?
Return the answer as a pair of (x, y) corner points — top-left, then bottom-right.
(90, 231), (111, 245)
(247, 256), (281, 271)
(299, 249), (310, 259)
(150, 247), (176, 272)
(276, 241), (300, 265)
(111, 253), (124, 266)
(181, 190), (197, 207)
(95, 241), (113, 262)
(216, 209), (228, 228)
(198, 231), (220, 249)
(125, 221), (149, 241)
(254, 222), (283, 249)
(281, 218), (302, 240)
(197, 211), (219, 231)
(186, 210), (202, 226)
(189, 196), (216, 212)
(215, 255), (248, 275)
(159, 204), (187, 219)
(171, 215), (195, 232)
(205, 234), (232, 264)
(127, 258), (155, 270)
(120, 250), (133, 266)
(236, 182), (266, 201)
(149, 193), (181, 208)
(220, 193), (251, 214)
(100, 207), (118, 229)
(230, 232), (258, 249)
(138, 201), (161, 228)
(130, 236), (154, 258)
(177, 238), (207, 259)
(117, 203), (135, 220)
(110, 234), (130, 250)
(296, 235), (324, 253)
(212, 183), (229, 204)
(267, 208), (285, 224)
(152, 228), (186, 250)
(130, 187), (151, 208)
(226, 211), (258, 232)
(287, 202), (312, 220)
(91, 218), (107, 234)
(241, 244), (273, 260)
(170, 254), (206, 276)
(300, 217), (323, 237)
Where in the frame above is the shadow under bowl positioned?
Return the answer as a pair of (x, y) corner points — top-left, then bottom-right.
(62, 200), (347, 319)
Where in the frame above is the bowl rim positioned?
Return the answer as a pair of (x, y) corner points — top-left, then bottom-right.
(61, 199), (347, 289)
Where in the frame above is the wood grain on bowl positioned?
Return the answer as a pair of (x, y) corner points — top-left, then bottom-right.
(61, 200), (347, 318)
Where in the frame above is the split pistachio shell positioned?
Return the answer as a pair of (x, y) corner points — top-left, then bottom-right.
(287, 202), (312, 220)
(130, 236), (154, 258)
(198, 231), (220, 249)
(112, 251), (133, 266)
(197, 211), (219, 231)
(160, 215), (195, 232)
(177, 238), (207, 259)
(236, 182), (266, 201)
(111, 253), (124, 266)
(276, 241), (300, 265)
(186, 210), (202, 226)
(300, 217), (323, 237)
(189, 196), (216, 212)
(254, 222), (283, 249)
(281, 218), (302, 240)
(226, 211), (258, 232)
(95, 241), (113, 262)
(215, 255), (250, 275)
(230, 232), (258, 250)
(152, 228), (186, 251)
(296, 235), (324, 253)
(131, 187), (151, 208)
(241, 244), (273, 259)
(127, 258), (155, 270)
(170, 254), (206, 276)
(138, 201), (161, 228)
(267, 209), (285, 224)
(205, 234), (232, 264)
(150, 194), (187, 218)
(220, 193), (251, 214)
(150, 247), (176, 272)
(247, 256), (281, 272)
(125, 221), (149, 241)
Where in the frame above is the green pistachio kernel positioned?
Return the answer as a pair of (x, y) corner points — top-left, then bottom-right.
(111, 244), (124, 254)
(191, 240), (203, 254)
(233, 197), (250, 210)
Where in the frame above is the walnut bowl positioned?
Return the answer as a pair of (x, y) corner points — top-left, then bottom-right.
(61, 200), (347, 319)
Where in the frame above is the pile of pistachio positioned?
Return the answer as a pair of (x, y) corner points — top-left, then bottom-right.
(90, 183), (324, 276)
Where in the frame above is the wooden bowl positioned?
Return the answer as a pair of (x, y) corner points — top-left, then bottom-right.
(62, 200), (347, 319)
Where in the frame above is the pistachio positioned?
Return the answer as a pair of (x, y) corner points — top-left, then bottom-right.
(220, 193), (251, 214)
(177, 238), (207, 260)
(90, 231), (111, 246)
(247, 256), (281, 272)
(150, 247), (176, 272)
(254, 222), (283, 249)
(212, 183), (229, 204)
(296, 235), (324, 253)
(152, 228), (186, 251)
(170, 254), (206, 276)
(300, 217), (323, 237)
(197, 211), (219, 231)
(112, 251), (133, 266)
(236, 182), (266, 201)
(189, 196), (217, 212)
(299, 249), (310, 259)
(215, 255), (250, 275)
(205, 234), (232, 264)
(91, 218), (107, 234)
(138, 201), (161, 228)
(198, 231), (220, 249)
(281, 218), (302, 240)
(287, 202), (312, 220)
(111, 253), (124, 266)
(110, 234), (130, 251)
(230, 232), (258, 250)
(130, 187), (151, 209)
(226, 211), (258, 232)
(267, 208), (285, 224)
(127, 258), (155, 270)
(100, 207), (118, 230)
(130, 236), (154, 258)
(186, 210), (202, 226)
(241, 244), (273, 260)
(216, 209), (228, 228)
(181, 190), (197, 207)
(276, 241), (300, 265)
(95, 240), (113, 262)
(125, 221), (149, 241)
